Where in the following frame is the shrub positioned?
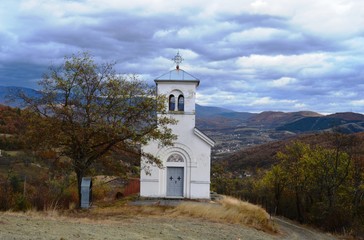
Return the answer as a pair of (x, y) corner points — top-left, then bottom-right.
(13, 193), (30, 211)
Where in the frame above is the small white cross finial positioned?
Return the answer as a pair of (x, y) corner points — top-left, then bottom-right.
(172, 51), (184, 70)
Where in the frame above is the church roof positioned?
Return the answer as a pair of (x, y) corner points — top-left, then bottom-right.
(155, 69), (200, 86)
(194, 128), (215, 147)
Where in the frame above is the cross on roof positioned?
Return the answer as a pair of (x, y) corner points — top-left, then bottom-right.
(172, 51), (184, 70)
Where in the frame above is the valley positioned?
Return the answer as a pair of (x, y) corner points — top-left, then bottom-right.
(195, 104), (364, 160)
(203, 127), (294, 160)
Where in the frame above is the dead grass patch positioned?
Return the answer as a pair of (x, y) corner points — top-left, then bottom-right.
(4, 208), (59, 219)
(172, 196), (277, 233)
(84, 204), (172, 220)
(1, 196), (277, 234)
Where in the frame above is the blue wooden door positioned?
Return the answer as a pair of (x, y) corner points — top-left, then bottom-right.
(167, 167), (184, 197)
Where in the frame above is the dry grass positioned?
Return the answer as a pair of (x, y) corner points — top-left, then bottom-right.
(2, 195), (277, 234)
(3, 208), (60, 221)
(83, 204), (172, 220)
(62, 197), (276, 234)
(172, 196), (277, 233)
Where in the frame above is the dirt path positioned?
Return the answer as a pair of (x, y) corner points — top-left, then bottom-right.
(273, 217), (338, 240)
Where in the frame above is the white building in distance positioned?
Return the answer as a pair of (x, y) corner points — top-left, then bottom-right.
(140, 54), (214, 199)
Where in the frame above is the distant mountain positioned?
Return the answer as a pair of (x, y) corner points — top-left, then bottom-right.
(277, 113), (364, 134)
(338, 122), (364, 133)
(196, 104), (255, 129)
(3, 86), (364, 163)
(0, 86), (40, 107)
(217, 111), (255, 121)
(326, 112), (364, 121)
(2, 85), (364, 136)
(246, 111), (322, 128)
(0, 86), (14, 105)
(196, 104), (235, 118)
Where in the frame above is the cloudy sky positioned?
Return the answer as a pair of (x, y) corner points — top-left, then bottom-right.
(1, 0), (364, 114)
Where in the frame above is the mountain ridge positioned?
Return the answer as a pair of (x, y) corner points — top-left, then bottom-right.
(2, 86), (364, 150)
(2, 86), (362, 124)
(0, 86), (40, 107)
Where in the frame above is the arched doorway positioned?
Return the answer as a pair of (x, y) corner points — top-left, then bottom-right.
(166, 153), (184, 197)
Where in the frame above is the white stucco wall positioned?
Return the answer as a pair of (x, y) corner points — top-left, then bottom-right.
(140, 136), (212, 199)
(140, 77), (214, 199)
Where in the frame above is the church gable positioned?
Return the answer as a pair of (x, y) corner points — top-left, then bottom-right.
(155, 69), (200, 83)
(194, 128), (215, 147)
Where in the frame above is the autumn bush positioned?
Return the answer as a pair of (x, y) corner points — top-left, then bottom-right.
(0, 135), (23, 150)
(92, 182), (112, 202)
(0, 173), (78, 211)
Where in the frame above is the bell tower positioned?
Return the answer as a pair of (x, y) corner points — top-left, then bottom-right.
(155, 52), (199, 133)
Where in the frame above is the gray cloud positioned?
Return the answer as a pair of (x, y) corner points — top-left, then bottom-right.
(0, 0), (364, 113)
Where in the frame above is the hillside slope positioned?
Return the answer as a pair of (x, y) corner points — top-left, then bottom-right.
(196, 104), (254, 129)
(0, 86), (40, 107)
(246, 111), (322, 128)
(277, 114), (364, 133)
(222, 132), (364, 171)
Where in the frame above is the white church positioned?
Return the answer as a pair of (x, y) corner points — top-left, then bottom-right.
(140, 53), (215, 199)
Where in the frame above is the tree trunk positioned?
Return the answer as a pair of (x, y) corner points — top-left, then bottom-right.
(327, 188), (335, 210)
(274, 189), (281, 215)
(295, 188), (303, 223)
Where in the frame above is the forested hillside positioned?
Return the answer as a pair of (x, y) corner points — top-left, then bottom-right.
(212, 132), (364, 236)
(0, 105), (23, 150)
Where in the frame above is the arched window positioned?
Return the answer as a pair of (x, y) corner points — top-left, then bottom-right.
(178, 95), (184, 111)
(169, 95), (175, 111)
(167, 154), (184, 162)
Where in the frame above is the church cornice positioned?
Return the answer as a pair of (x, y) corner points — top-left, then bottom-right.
(155, 79), (200, 86)
(155, 69), (200, 86)
(193, 128), (215, 147)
